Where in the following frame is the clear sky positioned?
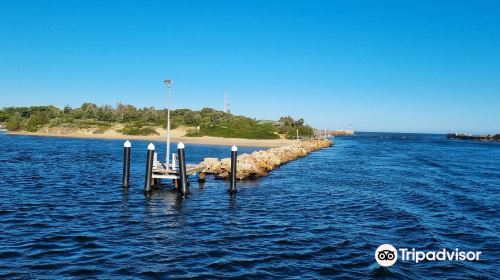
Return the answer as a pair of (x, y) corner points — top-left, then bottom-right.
(1, 0), (499, 133)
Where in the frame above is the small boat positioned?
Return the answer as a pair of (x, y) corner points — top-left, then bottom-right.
(447, 133), (500, 142)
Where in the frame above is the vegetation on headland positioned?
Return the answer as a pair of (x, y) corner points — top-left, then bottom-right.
(0, 103), (314, 139)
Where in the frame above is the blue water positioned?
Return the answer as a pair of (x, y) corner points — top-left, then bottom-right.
(0, 131), (498, 279)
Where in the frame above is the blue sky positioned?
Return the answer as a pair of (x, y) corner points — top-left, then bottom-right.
(0, 0), (499, 133)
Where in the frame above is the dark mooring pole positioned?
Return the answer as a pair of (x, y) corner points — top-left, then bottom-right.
(144, 143), (155, 192)
(123, 140), (131, 187)
(230, 145), (238, 193)
(177, 142), (188, 195)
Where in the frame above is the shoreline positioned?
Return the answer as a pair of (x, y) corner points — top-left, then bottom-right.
(5, 131), (296, 148)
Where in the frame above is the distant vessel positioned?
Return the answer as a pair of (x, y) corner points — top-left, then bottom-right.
(447, 133), (500, 142)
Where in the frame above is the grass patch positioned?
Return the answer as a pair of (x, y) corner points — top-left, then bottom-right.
(186, 123), (279, 139)
(75, 119), (113, 129)
(119, 123), (159, 136)
(93, 127), (109, 134)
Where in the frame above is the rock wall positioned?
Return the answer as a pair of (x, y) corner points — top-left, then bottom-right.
(199, 139), (333, 180)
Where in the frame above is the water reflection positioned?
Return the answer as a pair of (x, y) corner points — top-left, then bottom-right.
(229, 193), (237, 211)
(145, 188), (185, 217)
(198, 181), (205, 189)
(121, 185), (129, 209)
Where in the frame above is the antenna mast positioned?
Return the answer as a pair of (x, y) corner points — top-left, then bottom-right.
(223, 90), (230, 113)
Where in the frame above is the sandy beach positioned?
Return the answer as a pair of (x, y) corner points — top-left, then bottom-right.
(6, 130), (295, 148)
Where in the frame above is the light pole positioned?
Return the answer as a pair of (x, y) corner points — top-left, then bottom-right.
(164, 78), (172, 171)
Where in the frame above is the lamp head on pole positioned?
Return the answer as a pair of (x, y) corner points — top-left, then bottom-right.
(164, 78), (172, 88)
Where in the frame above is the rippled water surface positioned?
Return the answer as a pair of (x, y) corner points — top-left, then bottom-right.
(0, 131), (498, 279)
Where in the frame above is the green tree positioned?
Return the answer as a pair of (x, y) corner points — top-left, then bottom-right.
(63, 105), (72, 114)
(279, 116), (294, 127)
(25, 112), (49, 132)
(80, 102), (98, 119)
(5, 113), (23, 131)
(0, 110), (8, 122)
(184, 111), (201, 126)
(97, 105), (115, 122)
(115, 103), (137, 122)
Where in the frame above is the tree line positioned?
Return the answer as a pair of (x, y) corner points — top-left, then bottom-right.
(0, 103), (314, 139)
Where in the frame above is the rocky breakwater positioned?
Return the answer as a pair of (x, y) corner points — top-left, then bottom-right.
(199, 139), (333, 180)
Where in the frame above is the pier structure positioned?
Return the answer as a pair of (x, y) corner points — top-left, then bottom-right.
(148, 143), (204, 188)
(139, 141), (234, 192)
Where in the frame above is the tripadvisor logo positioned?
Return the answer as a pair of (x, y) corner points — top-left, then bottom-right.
(375, 244), (398, 267)
(375, 244), (482, 267)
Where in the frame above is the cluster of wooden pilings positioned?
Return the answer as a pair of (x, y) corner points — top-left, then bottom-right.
(121, 139), (333, 195)
(122, 141), (239, 195)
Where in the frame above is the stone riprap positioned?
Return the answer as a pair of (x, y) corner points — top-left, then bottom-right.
(199, 139), (333, 180)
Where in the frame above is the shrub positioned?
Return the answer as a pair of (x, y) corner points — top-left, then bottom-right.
(119, 124), (159, 136)
(75, 119), (113, 129)
(5, 114), (23, 131)
(24, 112), (49, 132)
(186, 122), (279, 139)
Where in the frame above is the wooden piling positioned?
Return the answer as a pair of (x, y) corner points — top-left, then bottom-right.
(198, 171), (206, 182)
(122, 140), (131, 188)
(177, 142), (188, 195)
(230, 145), (237, 193)
(144, 143), (155, 192)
